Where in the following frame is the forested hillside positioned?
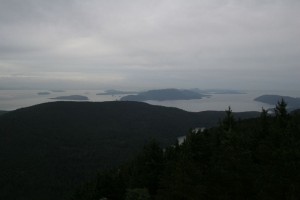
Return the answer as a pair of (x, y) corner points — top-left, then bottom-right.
(0, 101), (258, 200)
(72, 100), (300, 200)
(0, 110), (8, 115)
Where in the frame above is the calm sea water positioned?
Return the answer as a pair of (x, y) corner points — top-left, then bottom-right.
(0, 89), (300, 112)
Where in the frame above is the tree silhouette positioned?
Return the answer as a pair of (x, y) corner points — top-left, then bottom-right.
(274, 98), (288, 128)
(222, 106), (235, 131)
(260, 107), (269, 136)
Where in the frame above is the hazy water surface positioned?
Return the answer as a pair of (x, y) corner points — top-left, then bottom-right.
(0, 90), (122, 111)
(0, 89), (300, 112)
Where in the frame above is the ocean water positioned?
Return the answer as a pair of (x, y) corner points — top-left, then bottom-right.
(0, 89), (300, 112)
(0, 90), (122, 111)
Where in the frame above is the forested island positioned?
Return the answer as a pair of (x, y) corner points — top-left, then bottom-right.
(50, 95), (89, 100)
(255, 95), (300, 110)
(121, 88), (207, 101)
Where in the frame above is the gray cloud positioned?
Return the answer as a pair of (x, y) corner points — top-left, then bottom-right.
(0, 0), (299, 90)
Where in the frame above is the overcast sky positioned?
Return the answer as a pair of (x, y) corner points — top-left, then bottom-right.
(0, 0), (299, 90)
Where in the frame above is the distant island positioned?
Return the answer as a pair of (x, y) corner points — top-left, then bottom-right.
(191, 88), (246, 94)
(37, 92), (51, 95)
(121, 88), (207, 101)
(97, 89), (136, 95)
(254, 95), (300, 110)
(50, 95), (89, 101)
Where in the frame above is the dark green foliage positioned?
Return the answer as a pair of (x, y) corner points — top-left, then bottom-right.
(74, 103), (300, 200)
(260, 107), (269, 134)
(1, 101), (260, 200)
(274, 98), (289, 128)
(0, 101), (262, 200)
(221, 106), (236, 131)
(128, 139), (164, 195)
(275, 99), (288, 117)
(125, 188), (151, 200)
(0, 101), (200, 200)
(0, 110), (8, 115)
(71, 140), (164, 200)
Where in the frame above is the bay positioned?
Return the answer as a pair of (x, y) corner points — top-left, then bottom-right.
(0, 89), (300, 112)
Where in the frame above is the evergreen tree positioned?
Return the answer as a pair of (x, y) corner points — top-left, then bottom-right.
(274, 98), (288, 128)
(128, 139), (163, 196)
(125, 188), (150, 200)
(72, 104), (300, 200)
(260, 107), (269, 136)
(222, 106), (235, 131)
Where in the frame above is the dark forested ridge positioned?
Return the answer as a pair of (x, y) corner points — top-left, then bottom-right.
(72, 102), (300, 200)
(0, 101), (258, 200)
(0, 110), (8, 115)
(50, 95), (89, 100)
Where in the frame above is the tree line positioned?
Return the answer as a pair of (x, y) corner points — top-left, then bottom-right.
(72, 99), (300, 200)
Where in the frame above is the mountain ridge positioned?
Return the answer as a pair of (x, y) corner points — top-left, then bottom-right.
(0, 101), (259, 200)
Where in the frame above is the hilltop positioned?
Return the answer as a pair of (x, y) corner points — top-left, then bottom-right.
(0, 101), (258, 200)
(0, 110), (8, 115)
(72, 103), (300, 200)
(50, 95), (89, 100)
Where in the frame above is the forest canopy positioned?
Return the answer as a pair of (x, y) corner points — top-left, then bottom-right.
(72, 100), (300, 200)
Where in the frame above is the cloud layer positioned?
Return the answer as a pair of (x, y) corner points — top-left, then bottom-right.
(0, 0), (299, 90)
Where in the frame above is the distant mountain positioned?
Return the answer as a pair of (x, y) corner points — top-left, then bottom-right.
(50, 95), (89, 100)
(97, 89), (136, 95)
(121, 88), (207, 101)
(0, 101), (259, 200)
(254, 95), (300, 110)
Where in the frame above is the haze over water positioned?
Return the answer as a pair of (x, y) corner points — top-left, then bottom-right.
(1, 89), (300, 112)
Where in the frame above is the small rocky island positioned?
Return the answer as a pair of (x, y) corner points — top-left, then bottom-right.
(50, 95), (89, 101)
(121, 88), (207, 101)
